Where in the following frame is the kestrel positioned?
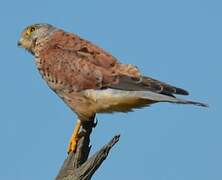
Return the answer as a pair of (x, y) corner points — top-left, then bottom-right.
(18, 23), (207, 153)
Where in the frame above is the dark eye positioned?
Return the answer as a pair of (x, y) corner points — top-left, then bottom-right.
(30, 27), (36, 33)
(26, 26), (36, 36)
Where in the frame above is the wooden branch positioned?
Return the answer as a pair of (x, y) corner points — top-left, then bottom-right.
(55, 119), (120, 180)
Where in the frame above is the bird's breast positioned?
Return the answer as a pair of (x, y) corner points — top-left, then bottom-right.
(35, 57), (70, 93)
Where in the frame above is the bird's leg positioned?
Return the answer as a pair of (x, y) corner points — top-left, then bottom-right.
(67, 119), (81, 154)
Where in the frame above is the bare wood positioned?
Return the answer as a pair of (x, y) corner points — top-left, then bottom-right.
(55, 119), (120, 180)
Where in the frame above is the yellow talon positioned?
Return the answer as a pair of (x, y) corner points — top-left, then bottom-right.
(67, 119), (81, 154)
(67, 136), (78, 154)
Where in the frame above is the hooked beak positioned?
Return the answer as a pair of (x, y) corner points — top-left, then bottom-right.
(17, 41), (22, 46)
(17, 38), (22, 47)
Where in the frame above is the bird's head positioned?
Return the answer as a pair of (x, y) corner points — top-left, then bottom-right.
(18, 23), (56, 55)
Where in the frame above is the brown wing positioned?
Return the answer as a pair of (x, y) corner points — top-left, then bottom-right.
(108, 75), (189, 96)
(37, 30), (121, 92)
(142, 76), (189, 95)
(38, 30), (188, 97)
(46, 30), (119, 68)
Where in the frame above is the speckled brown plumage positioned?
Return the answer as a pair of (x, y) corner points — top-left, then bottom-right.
(18, 23), (207, 121)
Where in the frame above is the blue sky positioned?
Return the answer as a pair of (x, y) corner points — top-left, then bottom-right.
(0, 0), (221, 179)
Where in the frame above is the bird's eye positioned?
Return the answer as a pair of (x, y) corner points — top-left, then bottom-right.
(26, 26), (36, 36)
(30, 27), (36, 32)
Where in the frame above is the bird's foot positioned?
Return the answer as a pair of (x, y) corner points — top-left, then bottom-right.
(67, 135), (79, 154)
(67, 119), (81, 154)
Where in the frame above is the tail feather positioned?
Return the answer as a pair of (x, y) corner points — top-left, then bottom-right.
(170, 98), (208, 107)
(134, 91), (208, 107)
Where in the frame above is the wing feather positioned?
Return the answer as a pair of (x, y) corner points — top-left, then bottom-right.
(107, 75), (189, 97)
(38, 30), (189, 98)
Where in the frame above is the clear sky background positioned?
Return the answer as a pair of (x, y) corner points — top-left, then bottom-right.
(0, 0), (221, 180)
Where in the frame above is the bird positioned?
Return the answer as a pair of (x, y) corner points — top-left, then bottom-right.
(18, 23), (207, 154)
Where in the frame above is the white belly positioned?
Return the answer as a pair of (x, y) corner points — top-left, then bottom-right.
(82, 89), (154, 113)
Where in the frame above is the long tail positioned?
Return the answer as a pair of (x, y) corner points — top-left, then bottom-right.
(134, 91), (208, 107)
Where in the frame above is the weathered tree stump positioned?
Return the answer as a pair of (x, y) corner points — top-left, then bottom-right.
(55, 119), (120, 180)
